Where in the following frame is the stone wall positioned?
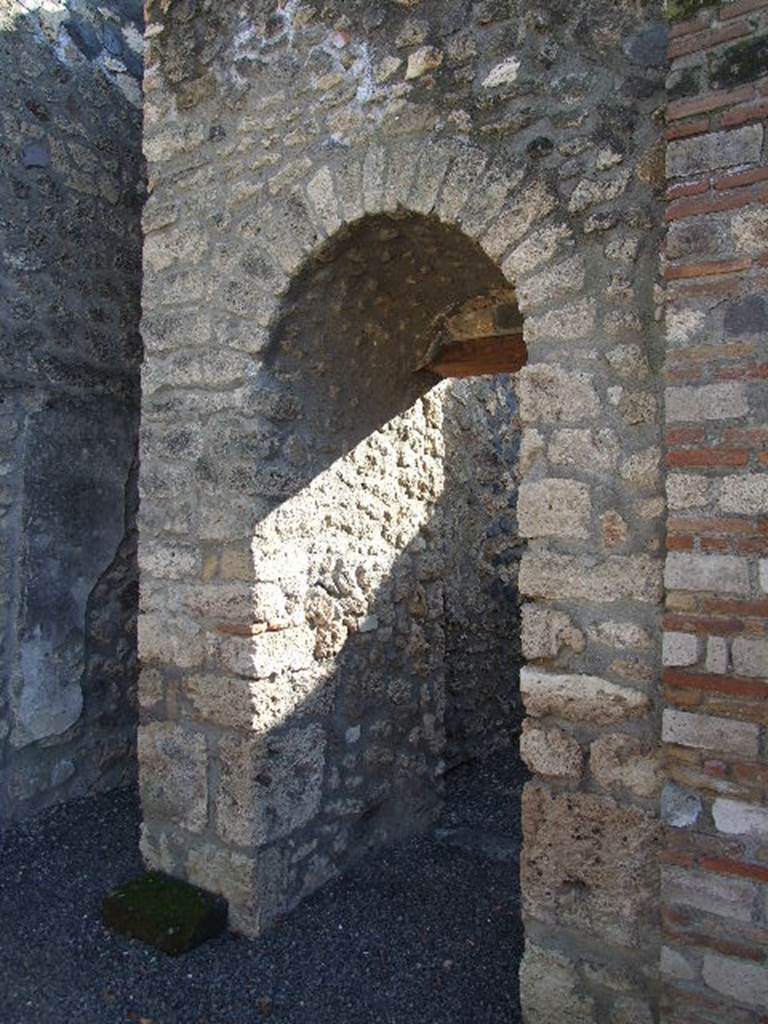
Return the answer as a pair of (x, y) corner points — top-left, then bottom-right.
(661, 2), (768, 1020)
(4, 0), (767, 1020)
(0, 0), (143, 819)
(139, 0), (668, 1016)
(139, 203), (525, 932)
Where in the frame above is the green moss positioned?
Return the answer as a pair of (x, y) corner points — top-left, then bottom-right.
(668, 66), (701, 101)
(102, 872), (228, 955)
(711, 35), (768, 89)
(664, 0), (719, 24)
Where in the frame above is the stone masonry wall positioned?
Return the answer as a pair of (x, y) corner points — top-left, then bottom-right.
(140, 1), (667, 1018)
(140, 207), (525, 930)
(0, 0), (143, 819)
(661, 2), (768, 1020)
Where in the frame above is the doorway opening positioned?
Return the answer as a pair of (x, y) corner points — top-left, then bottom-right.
(140, 211), (529, 1017)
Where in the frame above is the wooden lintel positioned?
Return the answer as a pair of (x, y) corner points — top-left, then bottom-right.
(425, 332), (527, 379)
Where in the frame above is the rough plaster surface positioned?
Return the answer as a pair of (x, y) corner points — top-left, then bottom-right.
(0, 0), (143, 818)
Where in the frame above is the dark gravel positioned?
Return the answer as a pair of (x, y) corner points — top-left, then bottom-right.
(0, 751), (526, 1024)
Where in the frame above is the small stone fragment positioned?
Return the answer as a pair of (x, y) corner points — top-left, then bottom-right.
(482, 56), (521, 87)
(521, 721), (583, 780)
(405, 46), (443, 79)
(21, 140), (50, 168)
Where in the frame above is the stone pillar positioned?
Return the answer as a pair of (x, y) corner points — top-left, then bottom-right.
(515, 146), (667, 1024)
(662, 2), (768, 1020)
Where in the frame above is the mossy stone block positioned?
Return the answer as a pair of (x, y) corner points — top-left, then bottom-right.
(664, 0), (718, 24)
(711, 36), (768, 89)
(102, 872), (228, 955)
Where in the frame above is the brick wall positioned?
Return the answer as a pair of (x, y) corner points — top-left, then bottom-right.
(663, 2), (768, 1019)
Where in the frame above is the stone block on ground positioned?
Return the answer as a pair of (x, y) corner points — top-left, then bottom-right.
(102, 872), (228, 955)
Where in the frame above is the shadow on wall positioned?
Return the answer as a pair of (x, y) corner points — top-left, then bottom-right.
(0, 1), (144, 819)
(139, 211), (525, 933)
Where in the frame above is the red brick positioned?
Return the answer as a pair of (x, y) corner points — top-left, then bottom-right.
(701, 536), (731, 552)
(665, 923), (766, 961)
(668, 84), (754, 121)
(669, 19), (753, 60)
(722, 98), (768, 128)
(665, 684), (703, 708)
(659, 849), (696, 868)
(708, 18), (754, 44)
(662, 905), (693, 928)
(666, 516), (755, 534)
(669, 11), (711, 38)
(666, 447), (749, 468)
(703, 757), (729, 777)
(666, 427), (707, 446)
(664, 612), (745, 635)
(704, 597), (768, 617)
(714, 363), (768, 381)
(666, 118), (711, 141)
(701, 855), (768, 884)
(701, 695), (768, 723)
(667, 179), (711, 201)
(733, 762), (768, 786)
(663, 667), (768, 700)
(720, 0), (768, 20)
(664, 828), (744, 860)
(723, 427), (768, 447)
(668, 276), (743, 300)
(665, 365), (703, 384)
(735, 536), (768, 554)
(664, 987), (768, 1024)
(666, 257), (753, 280)
(669, 341), (756, 364)
(669, 32), (710, 60)
(667, 187), (768, 222)
(716, 166), (768, 191)
(668, 533), (695, 550)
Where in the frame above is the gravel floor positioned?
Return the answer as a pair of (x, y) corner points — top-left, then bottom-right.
(0, 750), (526, 1024)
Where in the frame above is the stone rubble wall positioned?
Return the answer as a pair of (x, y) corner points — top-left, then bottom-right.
(139, 208), (525, 929)
(0, 0), (143, 819)
(661, 2), (768, 1020)
(140, 0), (667, 1018)
(3, 0), (766, 1020)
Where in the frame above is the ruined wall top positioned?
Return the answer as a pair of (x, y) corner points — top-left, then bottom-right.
(142, 0), (668, 140)
(7, 0), (143, 106)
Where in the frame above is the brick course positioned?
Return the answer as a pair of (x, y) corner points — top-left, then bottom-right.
(663, 3), (768, 1019)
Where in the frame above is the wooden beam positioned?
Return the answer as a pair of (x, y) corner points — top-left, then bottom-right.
(425, 331), (527, 379)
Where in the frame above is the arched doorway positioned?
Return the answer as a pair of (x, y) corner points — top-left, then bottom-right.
(139, 209), (527, 935)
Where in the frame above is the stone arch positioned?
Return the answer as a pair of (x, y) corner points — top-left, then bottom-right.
(140, 192), (530, 935)
(140, 2), (667, 1010)
(213, 137), (565, 328)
